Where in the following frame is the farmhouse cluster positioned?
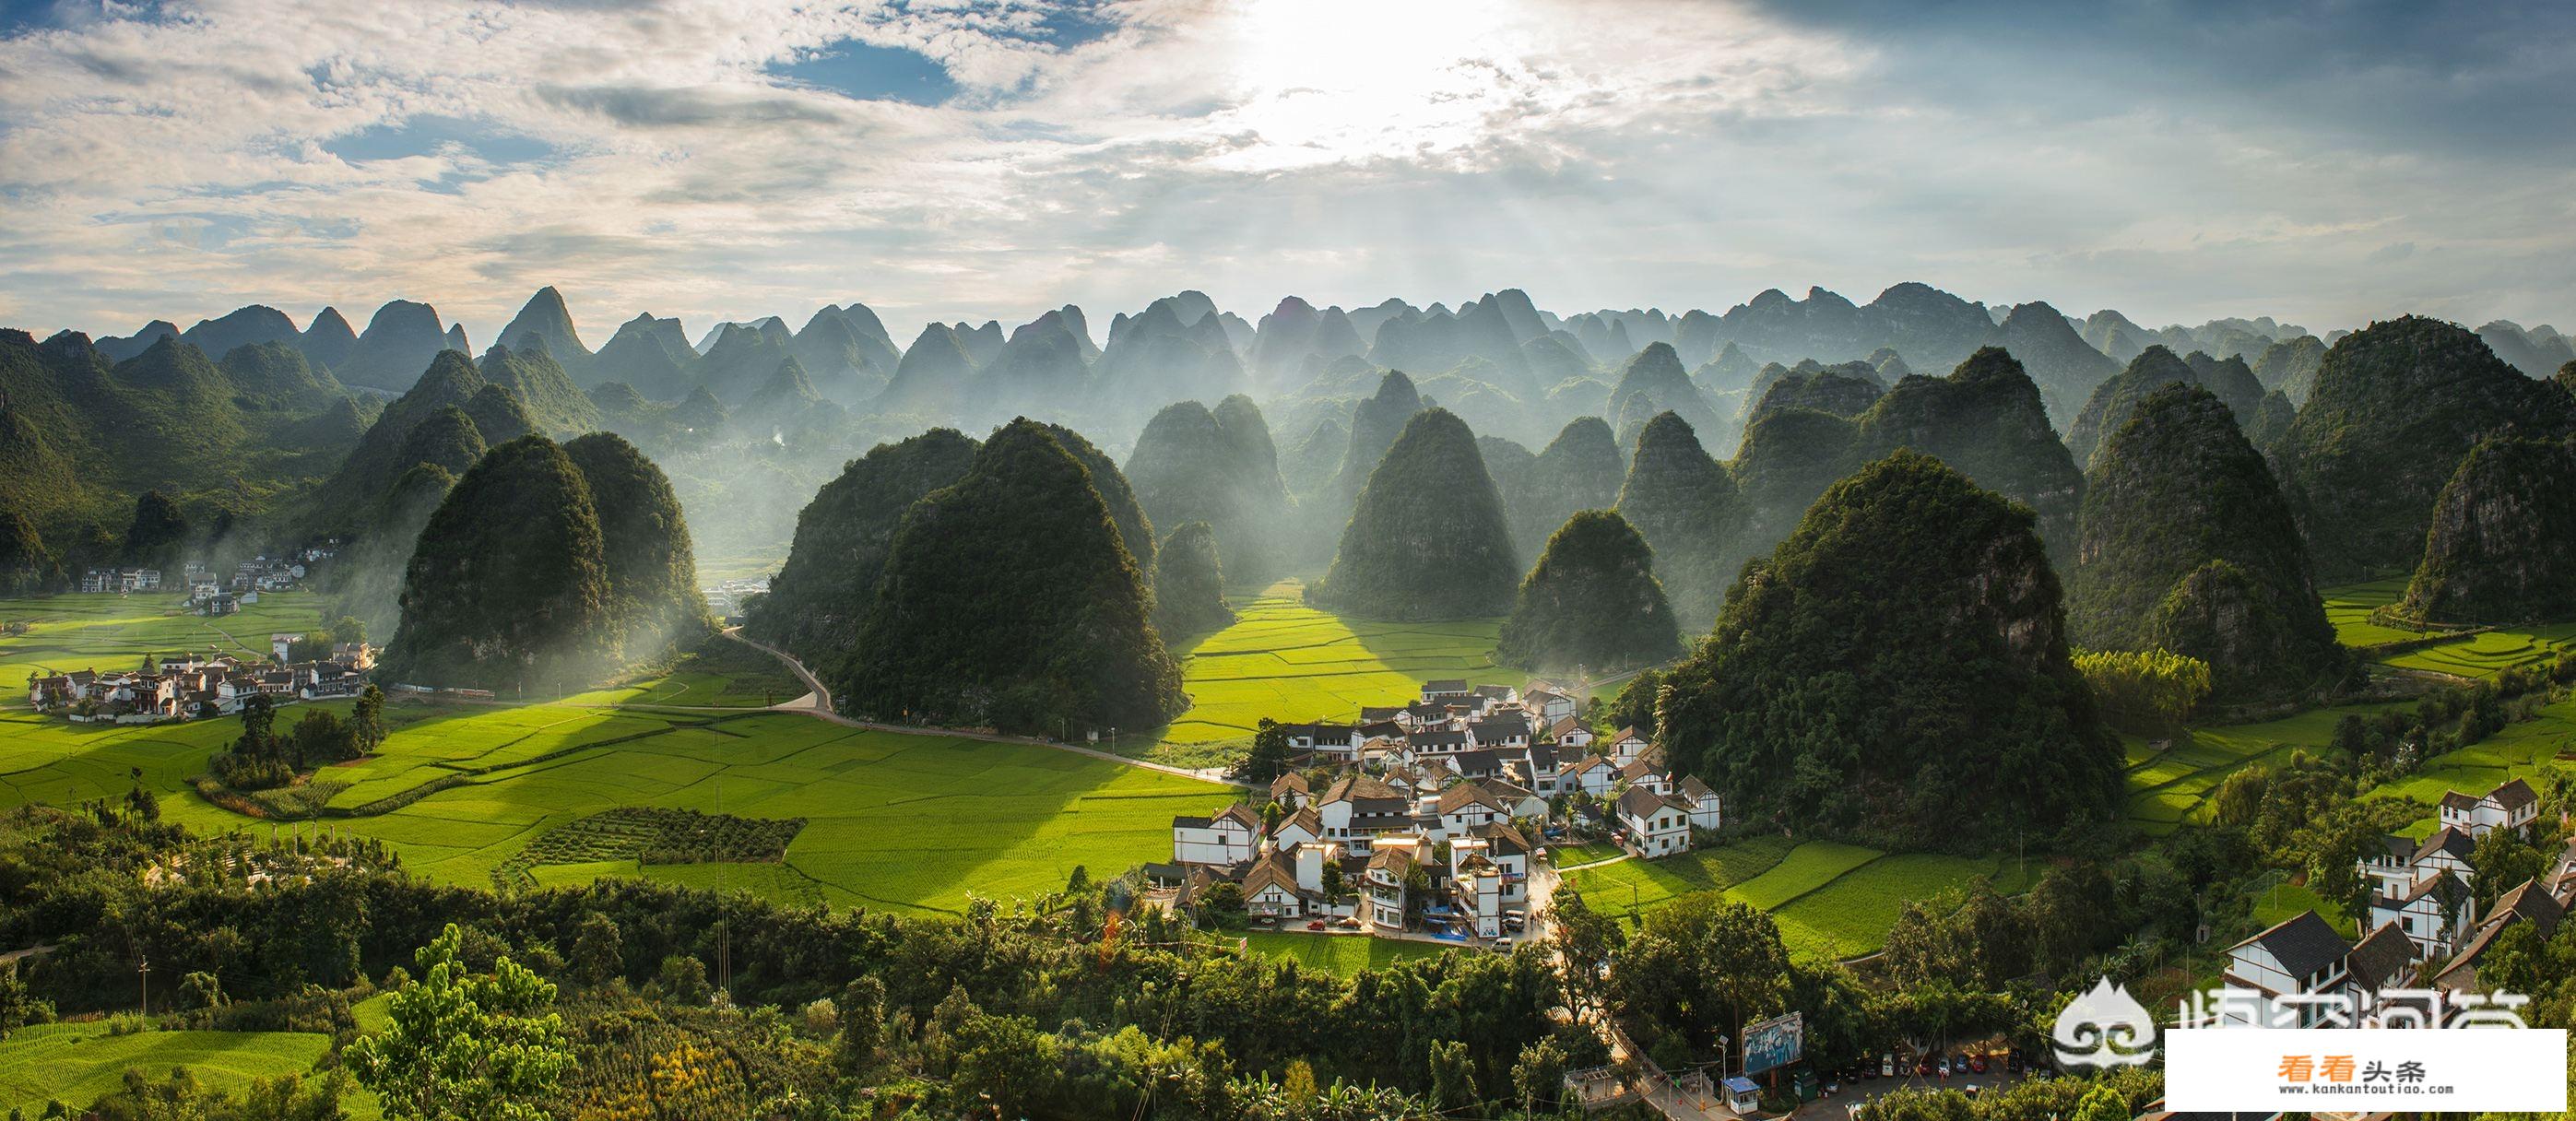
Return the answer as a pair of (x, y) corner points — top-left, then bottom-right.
(25, 642), (372, 724)
(2221, 776), (2569, 1021)
(1165, 678), (1719, 941)
(74, 543), (337, 615)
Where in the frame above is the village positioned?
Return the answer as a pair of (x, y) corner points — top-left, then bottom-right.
(2208, 774), (2575, 1027)
(1162, 678), (1721, 947)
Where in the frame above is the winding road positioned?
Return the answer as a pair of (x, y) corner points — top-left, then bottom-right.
(717, 629), (1252, 789)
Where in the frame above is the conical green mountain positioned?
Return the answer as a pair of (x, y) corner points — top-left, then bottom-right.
(737, 356), (824, 431)
(2398, 434), (2576, 624)
(2253, 334), (2330, 404)
(1658, 450), (2121, 851)
(2276, 316), (2576, 579)
(479, 342), (600, 433)
(1314, 407), (1518, 620)
(1615, 410), (1741, 630)
(2065, 345), (2260, 468)
(1041, 422), (1154, 576)
(380, 435), (619, 691)
(1608, 342), (1724, 450)
(1506, 416), (1625, 563)
(593, 313), (694, 398)
(749, 429), (980, 667)
(393, 405), (487, 478)
(1329, 371), (1425, 512)
(563, 433), (711, 658)
(1744, 365), (1883, 425)
(1152, 520), (1235, 636)
(1125, 397), (1293, 583)
(495, 286), (592, 378)
(1495, 509), (1683, 674)
(2067, 384), (2340, 701)
(842, 419), (1185, 733)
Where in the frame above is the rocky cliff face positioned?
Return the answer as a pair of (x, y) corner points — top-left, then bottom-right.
(2275, 316), (2576, 580)
(2398, 434), (2576, 623)
(2069, 384), (2340, 701)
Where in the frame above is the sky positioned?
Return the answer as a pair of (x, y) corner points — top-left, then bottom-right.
(0, 0), (2569, 348)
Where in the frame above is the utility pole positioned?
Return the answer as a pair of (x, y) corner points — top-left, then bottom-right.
(137, 957), (151, 1016)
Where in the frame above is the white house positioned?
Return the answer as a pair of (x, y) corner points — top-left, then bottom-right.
(1523, 689), (1576, 722)
(1674, 776), (1723, 831)
(1469, 713), (1530, 751)
(2438, 779), (2540, 839)
(1172, 803), (1259, 866)
(1547, 716), (1594, 751)
(1556, 755), (1616, 797)
(2369, 867), (2475, 960)
(1616, 757), (1670, 796)
(2219, 910), (2353, 1026)
(1433, 782), (1509, 838)
(1242, 853), (1306, 919)
(1615, 787), (1690, 858)
(1365, 840), (1424, 931)
(1606, 726), (1651, 765)
(1452, 856), (1507, 938)
(1452, 823), (1530, 904)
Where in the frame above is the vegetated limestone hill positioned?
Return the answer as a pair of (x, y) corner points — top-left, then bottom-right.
(2067, 384), (2341, 702)
(2275, 316), (2576, 580)
(0, 329), (365, 538)
(378, 435), (620, 691)
(563, 431), (715, 662)
(1501, 416), (1626, 565)
(1607, 343), (1726, 451)
(2253, 334), (2330, 405)
(1327, 370), (1427, 515)
(747, 428), (980, 668)
(2398, 434), (2576, 624)
(1495, 509), (1684, 675)
(1313, 407), (1519, 620)
(1728, 346), (2085, 574)
(840, 419), (1185, 733)
(2063, 345), (2263, 469)
(1042, 421), (1155, 578)
(1743, 364), (1884, 426)
(1124, 396), (1293, 584)
(1614, 410), (1742, 631)
(317, 349), (539, 531)
(1152, 520), (1235, 636)
(1658, 450), (2122, 852)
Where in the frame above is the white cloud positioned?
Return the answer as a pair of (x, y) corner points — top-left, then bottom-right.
(0, 0), (2566, 345)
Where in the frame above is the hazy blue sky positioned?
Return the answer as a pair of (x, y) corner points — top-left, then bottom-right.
(1, 0), (2567, 344)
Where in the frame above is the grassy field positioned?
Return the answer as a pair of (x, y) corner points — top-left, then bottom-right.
(0, 592), (326, 706)
(0, 692), (1232, 914)
(1142, 578), (1501, 763)
(585, 637), (808, 709)
(1560, 836), (2042, 960)
(1239, 931), (1453, 974)
(0, 1022), (379, 1118)
(2378, 625), (2576, 678)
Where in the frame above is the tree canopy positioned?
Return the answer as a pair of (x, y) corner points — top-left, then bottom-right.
(1495, 509), (1683, 675)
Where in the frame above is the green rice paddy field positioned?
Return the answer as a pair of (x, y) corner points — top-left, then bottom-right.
(1145, 578), (1500, 760)
(1238, 931), (1451, 974)
(1560, 836), (2044, 960)
(0, 1021), (381, 1118)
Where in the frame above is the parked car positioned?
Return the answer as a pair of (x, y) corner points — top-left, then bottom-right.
(1968, 1053), (1988, 1075)
(1964, 1084), (1981, 1100)
(1306, 920), (1327, 931)
(1822, 1075), (1840, 1096)
(1881, 1054), (1896, 1078)
(1846, 1104), (1867, 1120)
(1915, 1056), (1933, 1078)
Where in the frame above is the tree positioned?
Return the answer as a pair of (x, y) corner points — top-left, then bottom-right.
(2470, 827), (2547, 914)
(1512, 1036), (1568, 1115)
(1427, 1039), (1477, 1111)
(346, 924), (571, 1121)
(1608, 894), (1789, 1065)
(1246, 718), (1291, 784)
(350, 685), (388, 752)
(1495, 510), (1685, 674)
(569, 914), (621, 987)
(2073, 649), (2214, 734)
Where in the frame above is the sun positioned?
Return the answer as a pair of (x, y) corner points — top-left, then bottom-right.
(1215, 0), (1530, 170)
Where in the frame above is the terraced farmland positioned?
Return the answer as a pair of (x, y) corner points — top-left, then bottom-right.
(1560, 837), (2042, 960)
(2321, 579), (2420, 648)
(1144, 578), (1501, 762)
(2121, 703), (2412, 834)
(2378, 626), (2576, 678)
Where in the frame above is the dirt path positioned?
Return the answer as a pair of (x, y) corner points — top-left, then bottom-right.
(716, 629), (1252, 789)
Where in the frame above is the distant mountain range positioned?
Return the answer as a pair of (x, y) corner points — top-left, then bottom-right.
(80, 281), (2521, 435)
